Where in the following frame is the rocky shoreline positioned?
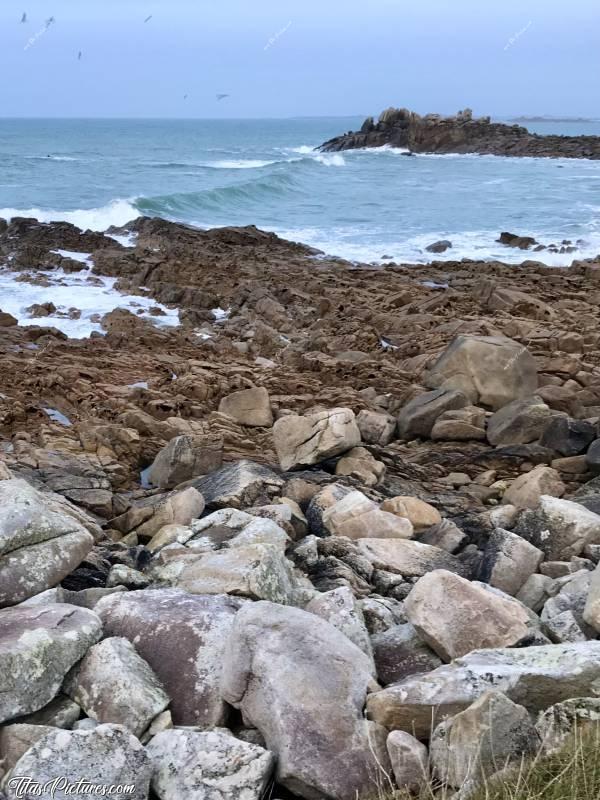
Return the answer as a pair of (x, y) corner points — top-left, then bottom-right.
(319, 107), (600, 159)
(1, 216), (600, 798)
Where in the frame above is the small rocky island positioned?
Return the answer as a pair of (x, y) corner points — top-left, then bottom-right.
(319, 107), (600, 159)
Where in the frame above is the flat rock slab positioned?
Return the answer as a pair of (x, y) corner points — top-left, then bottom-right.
(357, 538), (466, 578)
(191, 460), (284, 509)
(367, 641), (600, 738)
(0, 603), (102, 724)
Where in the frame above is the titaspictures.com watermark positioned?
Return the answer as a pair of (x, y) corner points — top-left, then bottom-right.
(6, 776), (136, 798)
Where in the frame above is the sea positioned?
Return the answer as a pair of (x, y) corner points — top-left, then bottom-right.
(1, 116), (600, 270)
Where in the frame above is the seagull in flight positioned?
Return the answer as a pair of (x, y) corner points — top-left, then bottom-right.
(20, 12), (27, 23)
(144, 15), (153, 23)
(216, 93), (229, 101)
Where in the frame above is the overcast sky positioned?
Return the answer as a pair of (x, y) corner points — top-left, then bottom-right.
(0, 0), (597, 118)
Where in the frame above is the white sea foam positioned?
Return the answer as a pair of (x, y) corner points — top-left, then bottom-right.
(26, 155), (79, 162)
(313, 154), (346, 167)
(0, 267), (179, 338)
(209, 159), (277, 169)
(289, 145), (316, 154)
(51, 249), (93, 265)
(106, 232), (138, 248)
(275, 226), (600, 267)
(0, 199), (139, 232)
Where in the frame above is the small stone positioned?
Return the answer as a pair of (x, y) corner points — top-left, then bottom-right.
(335, 446), (386, 486)
(502, 465), (565, 510)
(218, 386), (273, 427)
(323, 491), (414, 540)
(380, 496), (442, 532)
(479, 528), (544, 596)
(356, 409), (397, 446)
(487, 397), (561, 446)
(397, 389), (469, 439)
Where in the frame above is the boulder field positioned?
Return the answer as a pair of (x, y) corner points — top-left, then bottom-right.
(1, 215), (600, 797)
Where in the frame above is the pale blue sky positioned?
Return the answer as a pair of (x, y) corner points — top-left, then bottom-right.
(0, 0), (597, 118)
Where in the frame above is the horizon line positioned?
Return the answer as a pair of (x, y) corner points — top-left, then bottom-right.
(0, 113), (598, 123)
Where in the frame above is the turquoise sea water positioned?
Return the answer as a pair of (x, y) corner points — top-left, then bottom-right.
(0, 117), (599, 265)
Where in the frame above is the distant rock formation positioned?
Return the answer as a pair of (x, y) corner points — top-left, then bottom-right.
(319, 108), (600, 159)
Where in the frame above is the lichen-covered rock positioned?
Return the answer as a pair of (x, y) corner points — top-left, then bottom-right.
(536, 697), (600, 754)
(515, 495), (600, 561)
(306, 586), (373, 659)
(176, 543), (301, 604)
(147, 728), (274, 800)
(64, 637), (169, 736)
(221, 601), (390, 800)
(95, 589), (243, 727)
(0, 479), (94, 607)
(367, 642), (600, 738)
(0, 604), (101, 723)
(5, 724), (151, 800)
(430, 691), (540, 787)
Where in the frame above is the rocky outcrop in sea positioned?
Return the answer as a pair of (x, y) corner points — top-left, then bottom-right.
(319, 107), (600, 159)
(1, 215), (600, 798)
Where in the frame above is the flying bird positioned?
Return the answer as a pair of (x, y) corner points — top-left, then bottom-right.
(78, 51), (82, 60)
(45, 16), (55, 28)
(21, 12), (27, 23)
(183, 94), (188, 100)
(144, 15), (153, 23)
(216, 93), (229, 101)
